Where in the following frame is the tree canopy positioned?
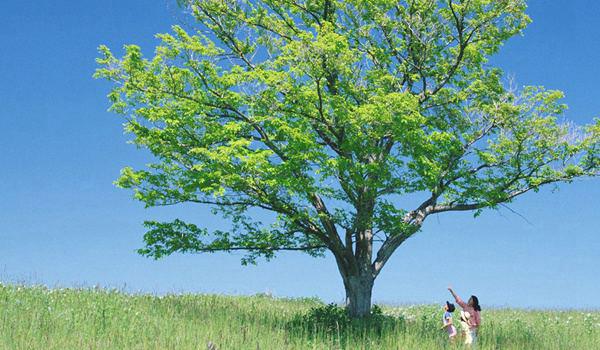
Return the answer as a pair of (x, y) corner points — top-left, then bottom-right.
(96, 0), (600, 316)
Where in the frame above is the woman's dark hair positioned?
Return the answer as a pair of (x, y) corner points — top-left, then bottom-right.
(469, 295), (481, 312)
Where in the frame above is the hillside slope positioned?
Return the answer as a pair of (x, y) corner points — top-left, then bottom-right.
(1, 284), (598, 349)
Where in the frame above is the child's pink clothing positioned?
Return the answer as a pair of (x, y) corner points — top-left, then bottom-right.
(443, 311), (457, 337)
(447, 325), (457, 337)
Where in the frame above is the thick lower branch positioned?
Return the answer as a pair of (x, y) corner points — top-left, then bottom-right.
(372, 209), (427, 276)
(372, 226), (420, 276)
(193, 245), (327, 252)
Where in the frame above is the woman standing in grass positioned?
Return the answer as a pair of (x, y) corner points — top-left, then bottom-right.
(448, 286), (481, 347)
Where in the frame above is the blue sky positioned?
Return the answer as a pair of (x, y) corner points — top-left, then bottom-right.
(1, 0), (598, 309)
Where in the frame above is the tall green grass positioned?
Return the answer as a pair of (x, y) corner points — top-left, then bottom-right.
(1, 283), (598, 349)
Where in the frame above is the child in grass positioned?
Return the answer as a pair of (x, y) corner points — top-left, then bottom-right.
(459, 310), (473, 344)
(441, 301), (457, 341)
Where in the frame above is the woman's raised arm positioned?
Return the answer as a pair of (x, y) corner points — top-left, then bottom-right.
(448, 286), (467, 308)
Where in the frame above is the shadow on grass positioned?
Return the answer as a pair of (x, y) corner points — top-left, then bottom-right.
(140, 294), (448, 348)
(287, 303), (407, 341)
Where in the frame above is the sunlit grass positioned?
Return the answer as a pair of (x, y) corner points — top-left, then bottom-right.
(1, 283), (598, 349)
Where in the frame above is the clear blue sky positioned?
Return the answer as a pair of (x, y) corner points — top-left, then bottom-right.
(1, 0), (598, 309)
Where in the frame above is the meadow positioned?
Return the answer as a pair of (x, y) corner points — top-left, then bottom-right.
(1, 283), (598, 349)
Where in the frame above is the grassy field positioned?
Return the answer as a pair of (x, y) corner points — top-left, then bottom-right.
(1, 283), (598, 349)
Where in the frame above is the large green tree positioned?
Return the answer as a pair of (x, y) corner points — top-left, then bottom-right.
(96, 0), (599, 317)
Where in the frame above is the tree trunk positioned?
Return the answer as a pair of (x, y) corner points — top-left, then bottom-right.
(344, 273), (375, 318)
